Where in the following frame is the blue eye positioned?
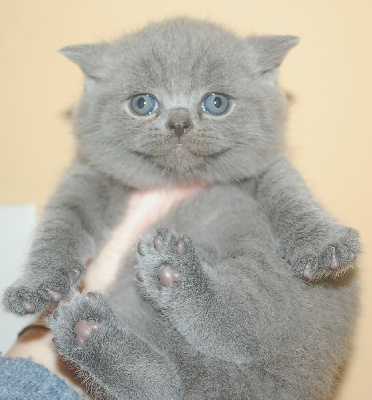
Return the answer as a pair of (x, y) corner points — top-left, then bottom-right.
(201, 93), (230, 115)
(130, 94), (158, 115)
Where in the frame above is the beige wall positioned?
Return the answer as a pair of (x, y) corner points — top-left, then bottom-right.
(1, 0), (371, 398)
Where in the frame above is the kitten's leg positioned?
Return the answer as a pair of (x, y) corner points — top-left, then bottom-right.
(136, 228), (350, 399)
(3, 159), (128, 315)
(136, 228), (253, 364)
(255, 157), (360, 280)
(49, 291), (182, 400)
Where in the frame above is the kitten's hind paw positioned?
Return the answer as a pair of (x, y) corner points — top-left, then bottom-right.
(49, 291), (116, 363)
(136, 228), (204, 306)
(50, 291), (183, 399)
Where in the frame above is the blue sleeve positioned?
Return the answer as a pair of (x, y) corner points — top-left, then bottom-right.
(0, 356), (83, 400)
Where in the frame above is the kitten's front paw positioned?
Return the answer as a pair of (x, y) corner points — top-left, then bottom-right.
(2, 274), (73, 315)
(282, 224), (360, 280)
(136, 228), (202, 305)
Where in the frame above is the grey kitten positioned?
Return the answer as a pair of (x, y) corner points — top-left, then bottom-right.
(3, 18), (360, 399)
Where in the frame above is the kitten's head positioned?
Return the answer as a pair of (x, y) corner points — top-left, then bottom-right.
(62, 18), (298, 187)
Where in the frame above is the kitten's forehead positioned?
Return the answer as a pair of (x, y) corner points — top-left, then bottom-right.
(113, 19), (246, 95)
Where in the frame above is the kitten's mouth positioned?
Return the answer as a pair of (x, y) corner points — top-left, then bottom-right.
(172, 143), (191, 155)
(131, 141), (231, 165)
(131, 144), (230, 161)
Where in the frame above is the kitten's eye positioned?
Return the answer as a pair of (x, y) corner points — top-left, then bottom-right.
(130, 94), (158, 115)
(201, 93), (230, 115)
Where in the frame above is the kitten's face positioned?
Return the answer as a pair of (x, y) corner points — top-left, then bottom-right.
(66, 19), (297, 187)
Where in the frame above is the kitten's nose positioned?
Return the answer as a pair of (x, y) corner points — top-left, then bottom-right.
(169, 120), (191, 138)
(167, 108), (192, 139)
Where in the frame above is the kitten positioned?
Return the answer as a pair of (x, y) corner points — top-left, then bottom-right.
(3, 18), (360, 399)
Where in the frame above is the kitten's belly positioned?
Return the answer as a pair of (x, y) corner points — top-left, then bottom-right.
(83, 185), (204, 291)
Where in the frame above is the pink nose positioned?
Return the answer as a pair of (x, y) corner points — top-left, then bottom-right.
(168, 120), (191, 138)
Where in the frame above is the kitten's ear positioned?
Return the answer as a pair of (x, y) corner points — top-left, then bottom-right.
(60, 43), (111, 85)
(246, 35), (299, 83)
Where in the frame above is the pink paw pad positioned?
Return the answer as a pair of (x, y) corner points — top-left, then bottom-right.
(74, 320), (101, 346)
(46, 289), (63, 303)
(154, 236), (164, 251)
(158, 264), (182, 288)
(87, 292), (97, 301)
(176, 239), (187, 255)
(330, 248), (340, 271)
(137, 242), (145, 256)
(23, 301), (36, 314)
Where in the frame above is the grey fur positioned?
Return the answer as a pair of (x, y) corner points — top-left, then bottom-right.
(3, 18), (360, 399)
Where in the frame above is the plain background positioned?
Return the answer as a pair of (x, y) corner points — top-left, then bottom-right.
(0, 1), (371, 398)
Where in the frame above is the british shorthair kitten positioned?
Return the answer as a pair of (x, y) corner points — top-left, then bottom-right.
(3, 18), (360, 399)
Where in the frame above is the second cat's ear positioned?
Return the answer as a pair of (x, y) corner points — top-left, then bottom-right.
(246, 35), (299, 83)
(60, 43), (111, 85)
